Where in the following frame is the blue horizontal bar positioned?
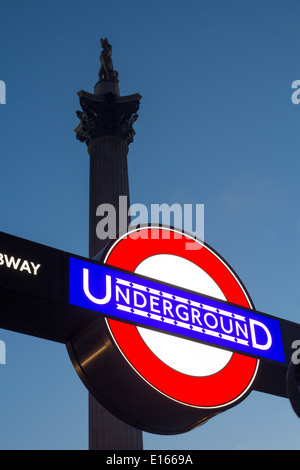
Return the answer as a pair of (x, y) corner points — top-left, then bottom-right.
(69, 257), (286, 364)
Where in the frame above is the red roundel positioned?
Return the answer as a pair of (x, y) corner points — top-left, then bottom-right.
(103, 226), (259, 409)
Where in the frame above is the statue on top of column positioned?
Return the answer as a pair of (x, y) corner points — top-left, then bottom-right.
(98, 38), (119, 83)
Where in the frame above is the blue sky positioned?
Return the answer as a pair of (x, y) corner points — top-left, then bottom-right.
(0, 0), (300, 449)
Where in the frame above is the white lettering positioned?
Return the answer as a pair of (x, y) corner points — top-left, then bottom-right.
(96, 196), (205, 250)
(118, 195), (129, 236)
(112, 277), (276, 357)
(183, 203), (204, 250)
(4, 255), (21, 270)
(151, 203), (182, 232)
(96, 203), (116, 240)
(204, 312), (218, 329)
(134, 290), (147, 309)
(0, 340), (6, 364)
(128, 203), (149, 239)
(191, 307), (202, 326)
(19, 260), (31, 274)
(162, 298), (174, 318)
(249, 319), (272, 350)
(235, 321), (248, 339)
(150, 295), (160, 313)
(115, 285), (130, 304)
(83, 269), (112, 305)
(0, 80), (6, 105)
(291, 340), (300, 365)
(30, 262), (41, 275)
(0, 252), (42, 275)
(220, 316), (233, 334)
(175, 304), (189, 321)
(106, 454), (140, 467)
(292, 80), (300, 105)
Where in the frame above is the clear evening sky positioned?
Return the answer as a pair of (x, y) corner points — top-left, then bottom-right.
(0, 0), (300, 449)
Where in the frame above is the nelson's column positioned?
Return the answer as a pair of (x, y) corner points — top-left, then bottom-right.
(75, 38), (143, 450)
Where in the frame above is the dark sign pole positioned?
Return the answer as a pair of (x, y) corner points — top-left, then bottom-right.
(75, 38), (142, 450)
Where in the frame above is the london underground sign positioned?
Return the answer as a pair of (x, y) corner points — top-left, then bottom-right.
(69, 256), (285, 363)
(68, 226), (260, 431)
(0, 227), (300, 433)
(67, 226), (296, 432)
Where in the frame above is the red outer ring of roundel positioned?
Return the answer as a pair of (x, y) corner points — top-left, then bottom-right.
(104, 227), (259, 408)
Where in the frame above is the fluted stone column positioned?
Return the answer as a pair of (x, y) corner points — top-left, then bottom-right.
(75, 39), (142, 450)
(89, 396), (143, 450)
(88, 136), (130, 257)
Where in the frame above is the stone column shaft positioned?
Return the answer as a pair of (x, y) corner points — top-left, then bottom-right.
(88, 136), (130, 257)
(75, 60), (142, 449)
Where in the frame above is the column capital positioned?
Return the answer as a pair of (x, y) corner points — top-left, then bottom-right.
(75, 90), (141, 147)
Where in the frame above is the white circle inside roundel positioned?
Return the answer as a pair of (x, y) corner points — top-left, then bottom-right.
(134, 254), (233, 377)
